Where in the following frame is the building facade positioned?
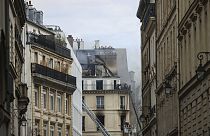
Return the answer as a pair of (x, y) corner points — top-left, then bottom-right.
(0, 0), (29, 136)
(82, 77), (130, 136)
(76, 47), (131, 136)
(137, 0), (157, 136)
(177, 0), (210, 135)
(138, 0), (210, 135)
(155, 0), (178, 135)
(23, 3), (77, 136)
(67, 40), (83, 136)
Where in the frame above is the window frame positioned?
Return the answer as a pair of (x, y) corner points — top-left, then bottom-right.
(96, 96), (104, 109)
(50, 92), (54, 112)
(58, 126), (62, 136)
(57, 94), (62, 113)
(96, 80), (103, 90)
(34, 52), (38, 63)
(65, 97), (68, 115)
(50, 125), (54, 136)
(48, 58), (53, 68)
(43, 123), (48, 136)
(82, 116), (85, 131)
(34, 87), (39, 108)
(120, 96), (125, 110)
(66, 127), (70, 136)
(96, 115), (104, 131)
(42, 89), (47, 109)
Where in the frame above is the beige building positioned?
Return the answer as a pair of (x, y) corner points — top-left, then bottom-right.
(23, 2), (77, 135)
(138, 0), (210, 135)
(76, 47), (131, 136)
(154, 0), (178, 135)
(137, 0), (157, 136)
(177, 0), (210, 135)
(82, 78), (130, 136)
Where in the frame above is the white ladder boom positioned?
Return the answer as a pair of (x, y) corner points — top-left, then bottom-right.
(82, 100), (112, 136)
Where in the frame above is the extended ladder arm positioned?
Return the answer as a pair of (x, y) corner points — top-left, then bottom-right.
(82, 100), (112, 136)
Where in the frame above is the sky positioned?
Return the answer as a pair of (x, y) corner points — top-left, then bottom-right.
(31, 0), (141, 85)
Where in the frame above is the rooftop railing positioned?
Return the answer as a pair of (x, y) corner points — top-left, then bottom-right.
(27, 33), (71, 59)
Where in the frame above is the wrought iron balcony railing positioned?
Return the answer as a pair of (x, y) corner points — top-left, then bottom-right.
(96, 105), (104, 109)
(83, 83), (131, 91)
(27, 33), (71, 59)
(31, 63), (76, 86)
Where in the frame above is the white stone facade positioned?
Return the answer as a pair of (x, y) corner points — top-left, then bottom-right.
(67, 39), (83, 136)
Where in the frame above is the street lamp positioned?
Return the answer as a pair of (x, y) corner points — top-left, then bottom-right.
(195, 52), (210, 80)
(20, 115), (27, 126)
(196, 63), (205, 80)
(163, 81), (173, 95)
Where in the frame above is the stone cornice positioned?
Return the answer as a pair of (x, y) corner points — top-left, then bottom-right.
(178, 0), (208, 41)
(82, 90), (130, 94)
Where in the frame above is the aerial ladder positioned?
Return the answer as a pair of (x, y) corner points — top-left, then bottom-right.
(82, 100), (112, 136)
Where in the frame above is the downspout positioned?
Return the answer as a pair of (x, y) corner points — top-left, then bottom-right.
(154, 1), (158, 135)
(176, 0), (181, 135)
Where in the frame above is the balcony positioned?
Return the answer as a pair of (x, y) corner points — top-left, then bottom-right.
(83, 83), (131, 91)
(96, 105), (104, 109)
(27, 33), (71, 59)
(31, 63), (76, 94)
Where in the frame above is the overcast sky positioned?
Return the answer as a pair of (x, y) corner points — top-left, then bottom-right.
(31, 0), (141, 84)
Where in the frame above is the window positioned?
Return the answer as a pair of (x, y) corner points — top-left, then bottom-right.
(96, 80), (103, 90)
(120, 116), (126, 130)
(82, 96), (85, 102)
(120, 96), (125, 110)
(66, 128), (70, 136)
(57, 94), (62, 113)
(82, 80), (84, 90)
(34, 52), (38, 63)
(82, 116), (85, 131)
(96, 96), (104, 109)
(35, 121), (40, 136)
(34, 87), (39, 108)
(42, 55), (46, 65)
(58, 126), (62, 136)
(43, 123), (48, 136)
(48, 58), (53, 68)
(50, 92), (54, 111)
(42, 89), (47, 109)
(114, 80), (117, 89)
(65, 97), (68, 114)
(96, 115), (104, 131)
(50, 125), (54, 136)
(58, 61), (61, 71)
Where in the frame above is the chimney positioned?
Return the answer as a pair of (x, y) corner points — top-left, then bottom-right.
(28, 1), (32, 6)
(67, 35), (74, 47)
(94, 40), (100, 49)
